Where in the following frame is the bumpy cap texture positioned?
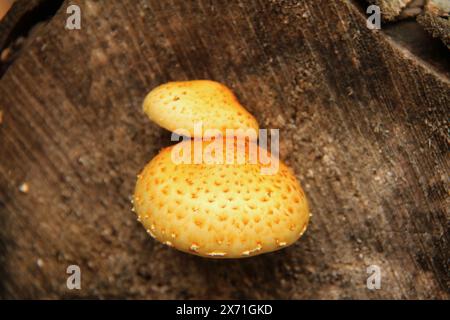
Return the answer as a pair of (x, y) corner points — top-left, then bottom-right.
(133, 140), (309, 258)
(143, 80), (259, 138)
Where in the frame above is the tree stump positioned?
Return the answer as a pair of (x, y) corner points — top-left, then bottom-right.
(0, 0), (448, 299)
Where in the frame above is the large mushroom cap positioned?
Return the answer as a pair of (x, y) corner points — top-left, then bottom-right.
(133, 140), (310, 258)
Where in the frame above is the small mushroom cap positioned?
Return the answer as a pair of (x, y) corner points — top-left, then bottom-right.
(133, 140), (310, 258)
(142, 80), (259, 138)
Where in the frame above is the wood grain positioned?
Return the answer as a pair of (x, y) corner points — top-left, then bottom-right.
(0, 0), (448, 299)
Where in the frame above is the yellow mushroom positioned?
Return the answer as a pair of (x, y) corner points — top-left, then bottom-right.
(142, 80), (259, 138)
(134, 80), (310, 258)
(134, 140), (309, 258)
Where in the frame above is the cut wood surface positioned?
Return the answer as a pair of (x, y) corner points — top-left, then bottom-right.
(0, 0), (448, 299)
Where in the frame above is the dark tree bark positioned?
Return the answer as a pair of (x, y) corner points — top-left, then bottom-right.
(0, 0), (448, 299)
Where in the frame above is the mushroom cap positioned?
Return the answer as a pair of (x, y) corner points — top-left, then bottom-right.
(133, 140), (310, 258)
(142, 80), (259, 138)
